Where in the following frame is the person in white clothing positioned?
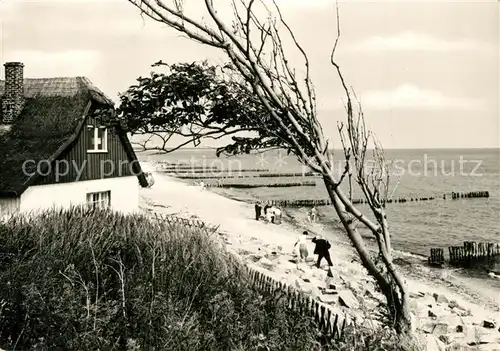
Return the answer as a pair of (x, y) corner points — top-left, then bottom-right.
(309, 206), (317, 222)
(266, 208), (273, 223)
(273, 207), (282, 224)
(294, 231), (310, 261)
(199, 180), (205, 191)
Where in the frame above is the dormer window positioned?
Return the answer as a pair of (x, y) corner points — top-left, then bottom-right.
(87, 125), (108, 153)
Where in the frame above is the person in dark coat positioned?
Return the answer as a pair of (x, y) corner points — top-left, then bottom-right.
(263, 203), (270, 215)
(312, 236), (333, 268)
(254, 202), (262, 220)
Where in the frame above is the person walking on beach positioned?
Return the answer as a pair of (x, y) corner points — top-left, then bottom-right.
(294, 231), (309, 261)
(266, 206), (275, 223)
(309, 206), (317, 222)
(312, 236), (333, 268)
(273, 206), (282, 224)
(263, 202), (270, 216)
(254, 201), (262, 220)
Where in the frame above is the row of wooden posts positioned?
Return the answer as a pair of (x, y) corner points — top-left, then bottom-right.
(171, 172), (317, 179)
(207, 181), (317, 189)
(263, 190), (490, 208)
(449, 191), (489, 199)
(428, 241), (500, 266)
(247, 266), (348, 341)
(267, 196), (439, 208)
(165, 168), (271, 174)
(159, 165), (220, 170)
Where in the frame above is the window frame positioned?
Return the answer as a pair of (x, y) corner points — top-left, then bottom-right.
(86, 190), (111, 210)
(86, 125), (108, 153)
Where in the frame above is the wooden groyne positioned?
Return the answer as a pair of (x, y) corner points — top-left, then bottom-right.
(159, 165), (220, 171)
(448, 241), (500, 266)
(247, 266), (348, 341)
(174, 174), (253, 179)
(172, 168), (270, 174)
(266, 196), (437, 208)
(259, 172), (318, 177)
(258, 190), (492, 208)
(209, 181), (316, 189)
(171, 172), (318, 179)
(428, 241), (500, 267)
(449, 191), (489, 200)
(268, 199), (332, 207)
(428, 248), (445, 267)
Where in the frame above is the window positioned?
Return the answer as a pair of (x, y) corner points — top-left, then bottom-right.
(87, 125), (108, 152)
(86, 191), (111, 209)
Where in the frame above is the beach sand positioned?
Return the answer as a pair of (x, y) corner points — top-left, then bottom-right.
(139, 166), (500, 351)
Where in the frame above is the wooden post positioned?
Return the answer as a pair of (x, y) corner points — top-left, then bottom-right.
(319, 305), (326, 330)
(325, 309), (332, 336)
(332, 314), (339, 340)
(340, 317), (346, 339)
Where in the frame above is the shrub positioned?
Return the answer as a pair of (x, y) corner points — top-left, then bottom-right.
(0, 207), (324, 350)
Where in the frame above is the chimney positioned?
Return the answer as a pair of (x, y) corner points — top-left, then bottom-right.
(1, 62), (25, 124)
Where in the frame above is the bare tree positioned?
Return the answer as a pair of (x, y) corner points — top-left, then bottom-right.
(125, 0), (412, 334)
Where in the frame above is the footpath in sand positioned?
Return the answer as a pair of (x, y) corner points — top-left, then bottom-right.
(139, 169), (500, 351)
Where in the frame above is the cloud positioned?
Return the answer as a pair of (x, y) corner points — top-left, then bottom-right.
(360, 84), (485, 110)
(1, 50), (101, 78)
(344, 32), (492, 53)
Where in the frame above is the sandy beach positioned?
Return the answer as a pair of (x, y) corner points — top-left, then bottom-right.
(139, 165), (500, 351)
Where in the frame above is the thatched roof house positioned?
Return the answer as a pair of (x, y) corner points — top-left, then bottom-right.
(0, 62), (148, 217)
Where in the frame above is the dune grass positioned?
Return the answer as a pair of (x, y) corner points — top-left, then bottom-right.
(0, 207), (422, 350)
(0, 207), (328, 350)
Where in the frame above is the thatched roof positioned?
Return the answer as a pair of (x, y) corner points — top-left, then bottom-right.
(0, 77), (147, 196)
(0, 77), (114, 106)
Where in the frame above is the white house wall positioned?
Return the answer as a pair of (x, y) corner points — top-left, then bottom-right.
(19, 176), (140, 215)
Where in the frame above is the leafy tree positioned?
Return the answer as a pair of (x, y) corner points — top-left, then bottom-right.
(113, 0), (413, 335)
(116, 61), (281, 154)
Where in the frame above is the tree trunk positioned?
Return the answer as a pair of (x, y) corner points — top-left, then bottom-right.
(322, 176), (413, 335)
(386, 284), (413, 335)
(396, 297), (413, 335)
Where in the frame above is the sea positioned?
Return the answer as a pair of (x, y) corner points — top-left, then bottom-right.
(138, 147), (500, 299)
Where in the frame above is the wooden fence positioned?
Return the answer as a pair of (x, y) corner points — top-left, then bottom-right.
(246, 266), (348, 341)
(428, 241), (500, 267)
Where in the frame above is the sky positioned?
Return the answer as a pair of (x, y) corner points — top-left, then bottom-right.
(0, 0), (498, 149)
